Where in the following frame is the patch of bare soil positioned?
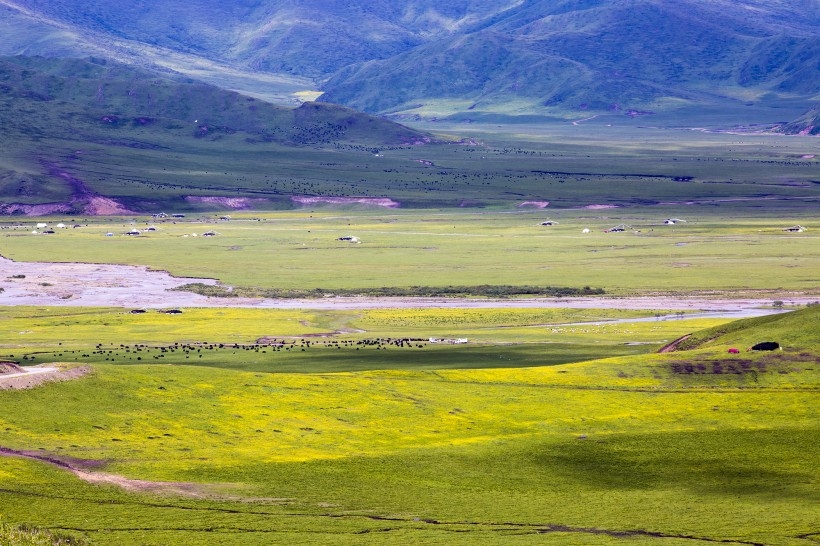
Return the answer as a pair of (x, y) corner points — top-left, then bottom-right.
(0, 365), (91, 390)
(185, 196), (271, 209)
(83, 196), (133, 216)
(291, 196), (400, 208)
(517, 201), (550, 208)
(0, 446), (209, 497)
(0, 362), (24, 374)
(658, 334), (692, 353)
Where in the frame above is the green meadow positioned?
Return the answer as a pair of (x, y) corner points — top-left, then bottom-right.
(2, 210), (820, 295)
(1, 304), (819, 545)
(1, 124), (819, 544)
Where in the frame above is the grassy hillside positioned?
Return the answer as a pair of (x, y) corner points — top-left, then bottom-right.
(0, 306), (817, 544)
(0, 0), (517, 78)
(780, 104), (820, 135)
(1, 0), (817, 120)
(676, 304), (820, 352)
(1, 56), (818, 215)
(320, 0), (820, 118)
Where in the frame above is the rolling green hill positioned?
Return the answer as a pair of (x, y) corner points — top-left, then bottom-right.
(677, 304), (820, 352)
(0, 56), (436, 213)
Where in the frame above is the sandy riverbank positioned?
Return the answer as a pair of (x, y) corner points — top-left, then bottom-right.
(1, 255), (814, 312)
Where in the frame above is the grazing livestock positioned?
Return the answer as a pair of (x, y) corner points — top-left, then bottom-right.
(750, 341), (780, 351)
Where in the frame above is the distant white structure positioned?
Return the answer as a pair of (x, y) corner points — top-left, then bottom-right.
(429, 337), (469, 344)
(664, 218), (687, 225)
(36, 223), (47, 229)
(56, 223), (66, 229)
(337, 235), (361, 243)
(784, 225), (806, 233)
(582, 228), (590, 234)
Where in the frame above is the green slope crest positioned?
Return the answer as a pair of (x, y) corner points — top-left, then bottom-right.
(676, 304), (820, 352)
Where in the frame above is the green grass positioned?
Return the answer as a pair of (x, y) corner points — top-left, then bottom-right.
(0, 306), (709, 372)
(0, 305), (818, 544)
(3, 211), (820, 295)
(1, 56), (818, 213)
(0, 520), (88, 546)
(0, 352), (817, 544)
(677, 304), (820, 351)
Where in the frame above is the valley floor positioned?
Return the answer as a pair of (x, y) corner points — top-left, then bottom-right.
(1, 255), (814, 312)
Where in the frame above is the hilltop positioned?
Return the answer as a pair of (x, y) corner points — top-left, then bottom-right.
(676, 304), (820, 353)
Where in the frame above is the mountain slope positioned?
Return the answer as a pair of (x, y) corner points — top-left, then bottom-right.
(319, 0), (820, 117)
(0, 56), (422, 144)
(0, 0), (522, 78)
(1, 0), (817, 120)
(0, 56), (427, 214)
(780, 104), (820, 135)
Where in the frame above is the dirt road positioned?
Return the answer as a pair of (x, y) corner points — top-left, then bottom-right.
(0, 365), (89, 390)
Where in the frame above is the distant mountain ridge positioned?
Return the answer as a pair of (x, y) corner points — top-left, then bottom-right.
(0, 0), (818, 121)
(320, 0), (820, 118)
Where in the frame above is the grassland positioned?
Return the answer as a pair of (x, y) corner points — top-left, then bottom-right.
(0, 305), (818, 545)
(2, 79), (819, 544)
(1, 58), (818, 214)
(2, 210), (819, 296)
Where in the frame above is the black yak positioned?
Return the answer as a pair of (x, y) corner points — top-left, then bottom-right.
(750, 341), (780, 351)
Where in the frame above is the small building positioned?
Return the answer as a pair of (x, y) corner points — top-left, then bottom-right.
(784, 225), (806, 233)
(664, 218), (687, 225)
(605, 224), (630, 233)
(581, 228), (590, 234)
